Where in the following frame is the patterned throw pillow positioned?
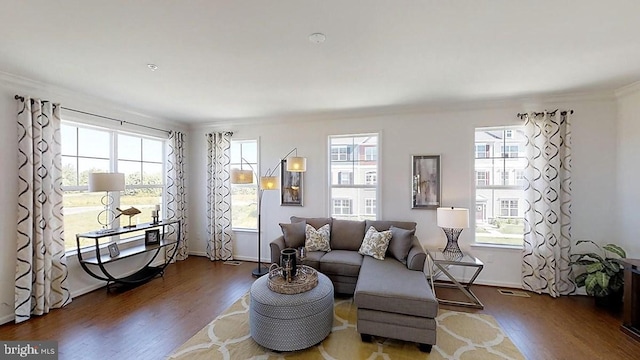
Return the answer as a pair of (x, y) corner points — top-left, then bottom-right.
(358, 226), (393, 260)
(305, 224), (331, 252)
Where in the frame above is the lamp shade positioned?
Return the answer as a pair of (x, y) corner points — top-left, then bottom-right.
(260, 176), (279, 190)
(231, 168), (254, 184)
(88, 173), (125, 192)
(286, 156), (307, 172)
(437, 207), (469, 229)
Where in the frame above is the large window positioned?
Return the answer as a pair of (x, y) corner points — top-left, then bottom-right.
(61, 122), (165, 251)
(329, 134), (379, 220)
(474, 126), (525, 246)
(230, 140), (258, 229)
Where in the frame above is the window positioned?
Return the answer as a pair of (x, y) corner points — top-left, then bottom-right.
(475, 171), (490, 186)
(365, 198), (376, 215)
(331, 146), (351, 161)
(474, 126), (525, 246)
(500, 200), (519, 217)
(230, 140), (258, 229)
(329, 134), (379, 220)
(338, 171), (353, 185)
(332, 199), (352, 215)
(365, 171), (377, 185)
(61, 123), (165, 251)
(501, 145), (520, 158)
(475, 144), (490, 158)
(364, 147), (377, 161)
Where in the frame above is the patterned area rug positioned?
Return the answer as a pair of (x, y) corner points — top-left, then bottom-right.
(168, 293), (524, 360)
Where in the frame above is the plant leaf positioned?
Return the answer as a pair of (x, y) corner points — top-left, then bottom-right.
(585, 262), (604, 273)
(570, 258), (597, 266)
(604, 244), (626, 258)
(574, 272), (588, 287)
(585, 274), (598, 296)
(595, 271), (610, 290)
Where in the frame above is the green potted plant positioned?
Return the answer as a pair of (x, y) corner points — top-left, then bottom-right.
(570, 240), (626, 308)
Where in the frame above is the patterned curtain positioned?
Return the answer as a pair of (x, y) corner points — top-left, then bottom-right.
(15, 97), (72, 323)
(521, 110), (576, 297)
(206, 132), (234, 261)
(166, 131), (188, 262)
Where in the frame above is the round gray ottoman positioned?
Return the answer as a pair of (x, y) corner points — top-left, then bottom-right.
(250, 271), (334, 351)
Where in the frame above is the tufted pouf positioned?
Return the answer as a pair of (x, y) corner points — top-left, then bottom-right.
(250, 271), (334, 351)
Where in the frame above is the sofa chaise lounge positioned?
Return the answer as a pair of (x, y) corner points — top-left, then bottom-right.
(270, 216), (438, 352)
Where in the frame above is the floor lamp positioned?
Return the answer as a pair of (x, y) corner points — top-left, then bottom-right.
(88, 172), (125, 233)
(231, 148), (307, 277)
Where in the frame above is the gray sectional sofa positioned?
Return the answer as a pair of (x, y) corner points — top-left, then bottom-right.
(269, 216), (438, 352)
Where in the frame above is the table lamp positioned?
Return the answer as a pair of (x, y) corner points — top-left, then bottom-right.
(437, 207), (469, 255)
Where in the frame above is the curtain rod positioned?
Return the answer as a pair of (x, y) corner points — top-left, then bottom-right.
(14, 95), (171, 135)
(517, 109), (574, 118)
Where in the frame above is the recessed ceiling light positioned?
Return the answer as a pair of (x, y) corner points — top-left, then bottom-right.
(308, 33), (326, 44)
(147, 64), (159, 71)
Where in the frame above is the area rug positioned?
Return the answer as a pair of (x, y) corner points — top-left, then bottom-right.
(168, 293), (524, 360)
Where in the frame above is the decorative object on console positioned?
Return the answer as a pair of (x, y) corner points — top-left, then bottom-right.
(107, 243), (120, 258)
(145, 229), (161, 246)
(437, 207), (469, 255)
(412, 155), (441, 209)
(267, 264), (319, 294)
(151, 204), (160, 224)
(114, 207), (141, 228)
(88, 172), (125, 232)
(230, 147), (307, 277)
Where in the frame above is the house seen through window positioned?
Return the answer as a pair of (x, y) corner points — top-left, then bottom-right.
(329, 134), (379, 220)
(474, 126), (525, 246)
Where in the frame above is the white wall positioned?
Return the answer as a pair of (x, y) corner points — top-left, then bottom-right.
(616, 83), (640, 258)
(0, 73), (187, 324)
(189, 95), (619, 289)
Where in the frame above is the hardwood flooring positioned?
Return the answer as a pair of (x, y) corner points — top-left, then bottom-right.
(1, 256), (639, 360)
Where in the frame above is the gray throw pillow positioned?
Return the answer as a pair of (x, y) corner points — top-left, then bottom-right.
(280, 221), (306, 249)
(388, 226), (416, 264)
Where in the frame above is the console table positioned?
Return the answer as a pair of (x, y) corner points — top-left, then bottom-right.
(426, 249), (484, 309)
(76, 220), (181, 290)
(621, 258), (640, 341)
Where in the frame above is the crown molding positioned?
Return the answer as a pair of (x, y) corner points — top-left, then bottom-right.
(0, 70), (187, 131)
(190, 89), (617, 131)
(614, 80), (640, 98)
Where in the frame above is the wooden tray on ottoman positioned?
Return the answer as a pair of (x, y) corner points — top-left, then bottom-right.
(268, 265), (318, 294)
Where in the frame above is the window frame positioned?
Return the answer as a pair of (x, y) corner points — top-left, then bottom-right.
(230, 139), (259, 231)
(61, 120), (167, 252)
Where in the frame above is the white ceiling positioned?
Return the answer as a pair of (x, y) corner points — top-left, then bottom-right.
(1, 1), (640, 124)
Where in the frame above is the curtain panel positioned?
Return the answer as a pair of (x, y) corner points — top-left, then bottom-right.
(166, 131), (188, 261)
(206, 132), (234, 261)
(521, 110), (575, 297)
(15, 97), (72, 323)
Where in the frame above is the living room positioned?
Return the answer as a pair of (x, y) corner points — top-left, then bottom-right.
(1, 1), (640, 359)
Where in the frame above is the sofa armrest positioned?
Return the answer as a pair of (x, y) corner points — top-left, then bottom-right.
(269, 236), (286, 265)
(406, 236), (426, 271)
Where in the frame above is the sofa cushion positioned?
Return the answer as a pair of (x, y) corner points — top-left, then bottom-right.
(291, 216), (332, 230)
(301, 251), (324, 270)
(365, 220), (416, 232)
(319, 250), (363, 277)
(279, 221), (306, 249)
(330, 219), (366, 251)
(355, 256), (438, 318)
(358, 226), (392, 260)
(388, 226), (416, 264)
(305, 224), (331, 252)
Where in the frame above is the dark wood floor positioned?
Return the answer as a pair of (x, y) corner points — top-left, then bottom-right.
(1, 256), (638, 360)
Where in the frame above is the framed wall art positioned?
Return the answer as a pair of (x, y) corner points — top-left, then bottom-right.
(411, 155), (441, 209)
(145, 229), (161, 246)
(280, 159), (303, 206)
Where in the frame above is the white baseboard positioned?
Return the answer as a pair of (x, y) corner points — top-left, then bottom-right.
(0, 313), (14, 326)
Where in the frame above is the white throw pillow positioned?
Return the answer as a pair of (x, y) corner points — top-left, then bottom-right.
(358, 226), (392, 260)
(305, 224), (331, 252)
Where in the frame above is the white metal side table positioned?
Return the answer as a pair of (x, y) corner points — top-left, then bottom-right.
(426, 249), (484, 309)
